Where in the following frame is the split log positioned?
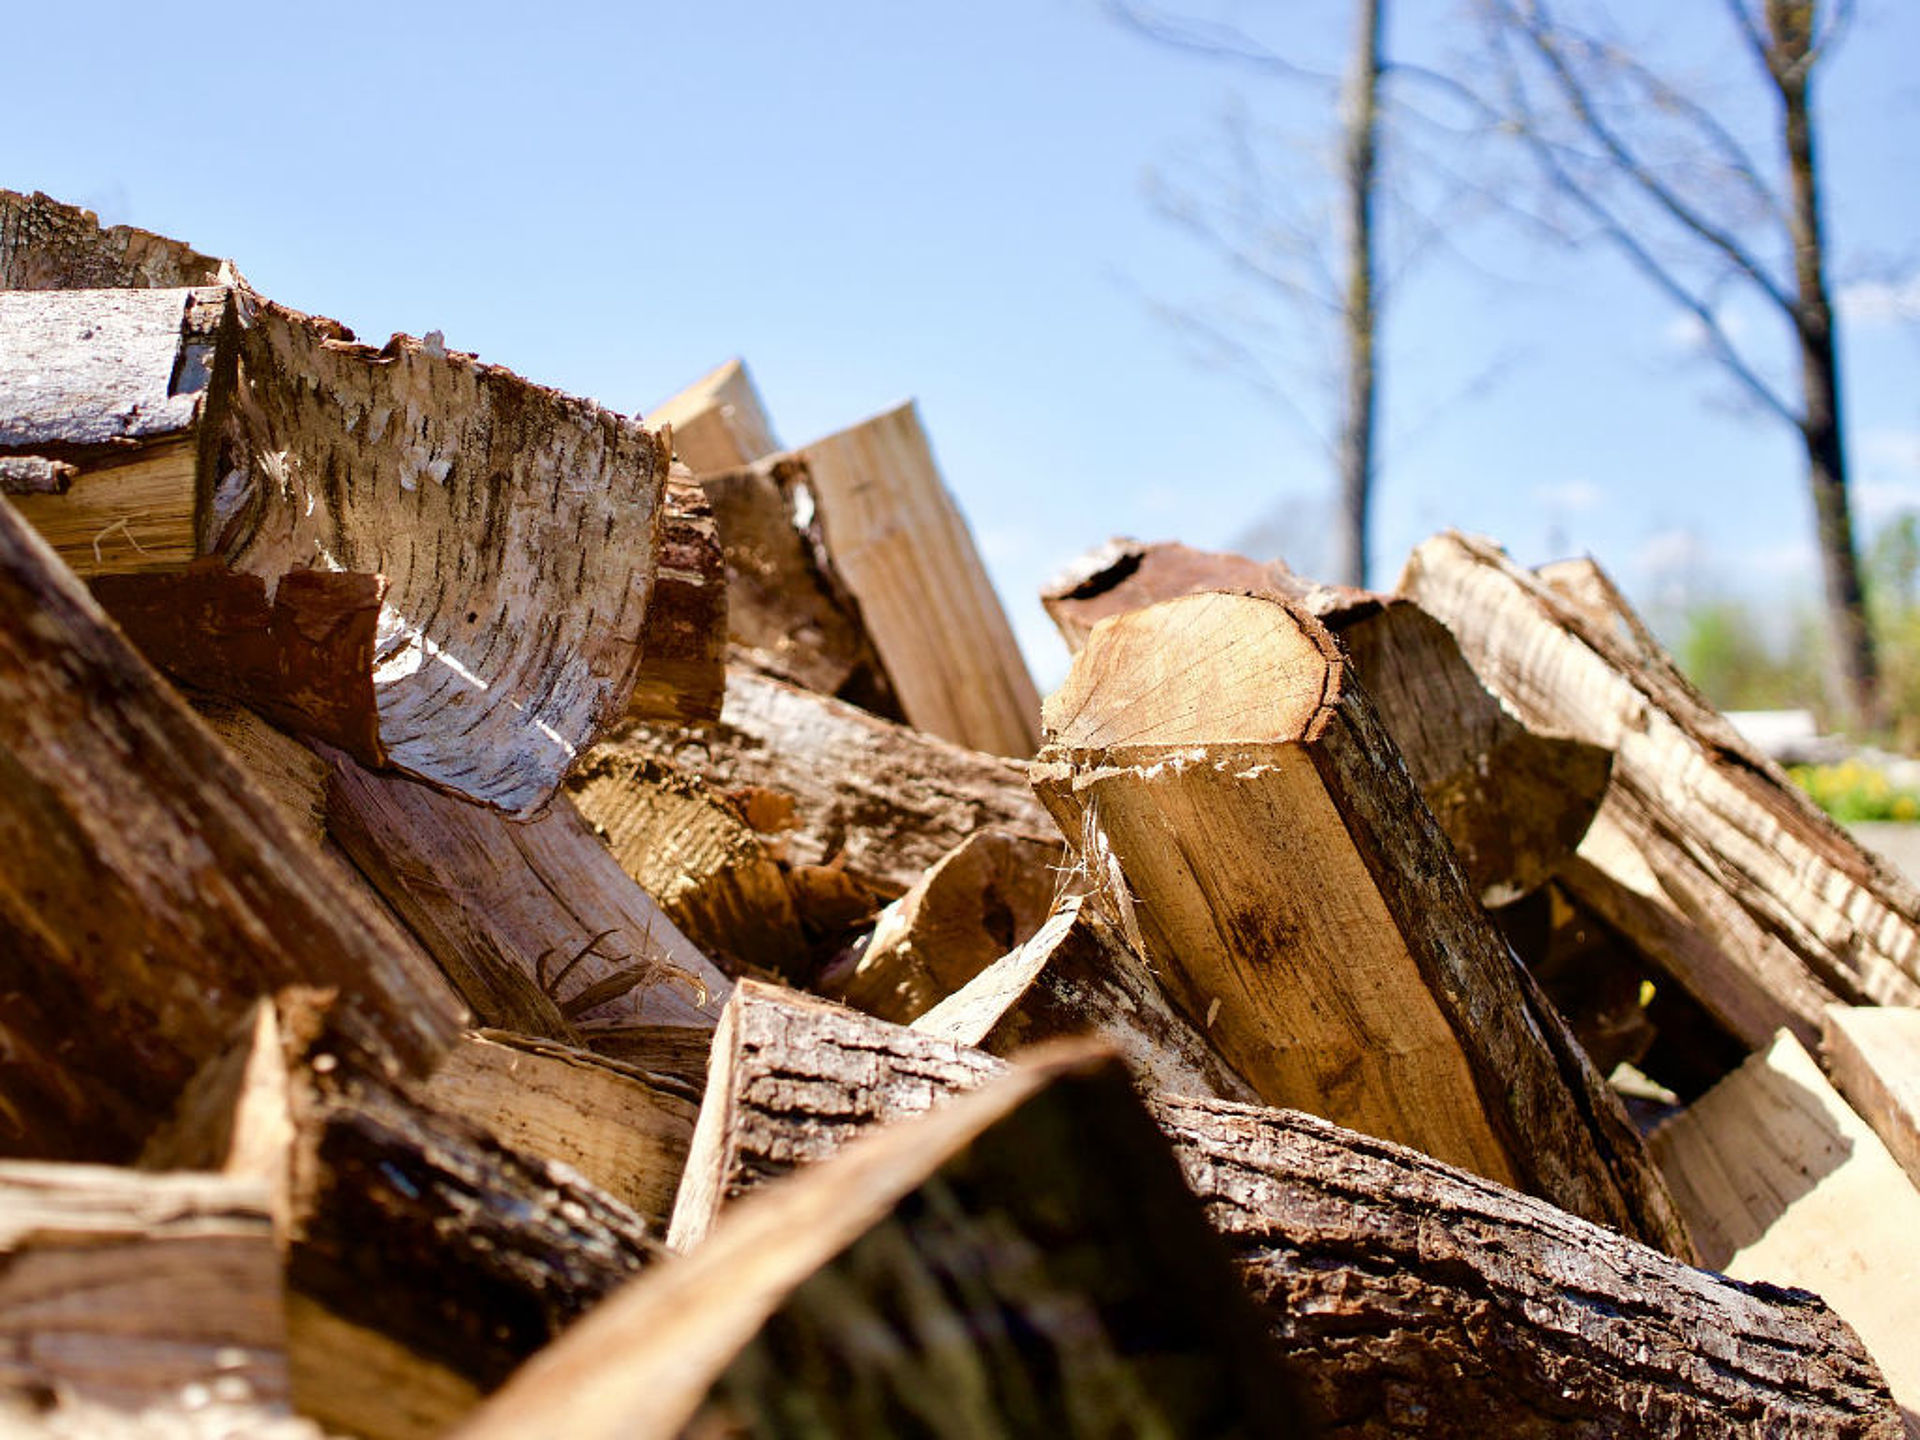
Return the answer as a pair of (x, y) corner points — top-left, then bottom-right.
(1041, 536), (1611, 905)
(913, 891), (1259, 1103)
(1031, 590), (1694, 1256)
(703, 453), (904, 715)
(143, 994), (663, 1440)
(833, 828), (1064, 1022)
(564, 750), (812, 979)
(626, 466), (726, 726)
(321, 744), (729, 1050)
(187, 697), (332, 851)
(1, 188), (232, 290)
(671, 980), (1902, 1436)
(1401, 534), (1920, 1045)
(456, 1048), (1300, 1440)
(1823, 1005), (1920, 1191)
(421, 1029), (701, 1234)
(794, 402), (1041, 756)
(643, 357), (780, 476)
(0, 498), (459, 1162)
(3, 285), (671, 814)
(591, 666), (1059, 900)
(1651, 1030), (1920, 1427)
(0, 1164), (287, 1415)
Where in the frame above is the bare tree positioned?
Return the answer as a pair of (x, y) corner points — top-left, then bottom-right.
(1482, 0), (1880, 728)
(1109, 1), (1487, 588)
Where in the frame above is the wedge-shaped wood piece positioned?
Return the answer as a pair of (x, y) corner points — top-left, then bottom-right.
(626, 465), (726, 725)
(662, 984), (1900, 1436)
(1031, 591), (1694, 1257)
(596, 667), (1059, 900)
(1042, 536), (1611, 905)
(144, 994), (663, 1440)
(321, 745), (729, 1050)
(422, 1029), (701, 1235)
(1824, 1005), (1920, 1192)
(2, 188), (232, 290)
(0, 1163), (288, 1416)
(1403, 535), (1920, 1043)
(835, 828), (1063, 1022)
(565, 749), (811, 979)
(1652, 1030), (1920, 1424)
(644, 357), (781, 476)
(914, 892), (1258, 1102)
(0, 501), (460, 1162)
(3, 286), (670, 814)
(703, 452), (904, 714)
(795, 402), (1041, 756)
(457, 1047), (1301, 1440)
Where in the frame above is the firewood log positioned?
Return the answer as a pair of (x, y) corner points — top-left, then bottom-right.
(1, 188), (232, 290)
(591, 666), (1059, 900)
(912, 891), (1259, 1102)
(0, 499), (460, 1162)
(643, 358), (780, 476)
(625, 466), (726, 725)
(455, 1047), (1302, 1440)
(1402, 534), (1920, 1046)
(1823, 1005), (1920, 1192)
(1041, 536), (1611, 905)
(671, 981), (1902, 1437)
(1030, 590), (1693, 1256)
(142, 994), (662, 1440)
(1652, 1030), (1920, 1424)
(833, 828), (1064, 1022)
(794, 402), (1040, 756)
(320, 744), (729, 1052)
(2, 284), (670, 815)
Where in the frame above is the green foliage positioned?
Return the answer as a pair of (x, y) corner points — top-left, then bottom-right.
(1673, 599), (1827, 716)
(1867, 512), (1920, 753)
(1789, 759), (1920, 823)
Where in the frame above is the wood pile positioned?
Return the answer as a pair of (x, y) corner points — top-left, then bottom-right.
(1, 190), (1916, 1437)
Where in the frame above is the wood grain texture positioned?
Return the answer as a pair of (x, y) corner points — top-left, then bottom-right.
(0, 500), (461, 1163)
(913, 891), (1259, 1103)
(1401, 534), (1920, 1045)
(1652, 1030), (1920, 1427)
(1, 189), (231, 291)
(459, 1050), (1300, 1440)
(321, 745), (729, 1046)
(0, 1163), (287, 1415)
(1032, 591), (1693, 1257)
(593, 666), (1059, 901)
(643, 357), (780, 476)
(661, 983), (1900, 1437)
(836, 828), (1065, 1023)
(1824, 1005), (1920, 1192)
(796, 402), (1041, 756)
(423, 1029), (701, 1234)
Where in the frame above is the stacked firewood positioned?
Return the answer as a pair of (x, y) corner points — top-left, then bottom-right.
(2, 188), (1916, 1438)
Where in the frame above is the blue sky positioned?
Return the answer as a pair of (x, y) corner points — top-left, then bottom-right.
(9, 1), (1916, 689)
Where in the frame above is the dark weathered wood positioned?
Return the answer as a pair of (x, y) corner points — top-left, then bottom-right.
(601, 667), (1059, 902)
(913, 891), (1259, 1103)
(1041, 536), (1611, 905)
(91, 563), (386, 762)
(1402, 535), (1920, 1046)
(833, 828), (1064, 1023)
(667, 983), (1902, 1437)
(2, 188), (231, 291)
(1031, 590), (1694, 1257)
(627, 466), (726, 726)
(459, 1048), (1301, 1440)
(143, 994), (663, 1440)
(702, 451), (905, 716)
(321, 744), (730, 1049)
(0, 500), (460, 1162)
(0, 1163), (288, 1415)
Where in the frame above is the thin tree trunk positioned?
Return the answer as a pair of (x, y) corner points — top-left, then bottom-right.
(1336, 0), (1384, 588)
(1768, 0), (1880, 731)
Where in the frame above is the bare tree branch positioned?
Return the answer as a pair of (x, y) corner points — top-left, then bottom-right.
(1102, 2), (1338, 88)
